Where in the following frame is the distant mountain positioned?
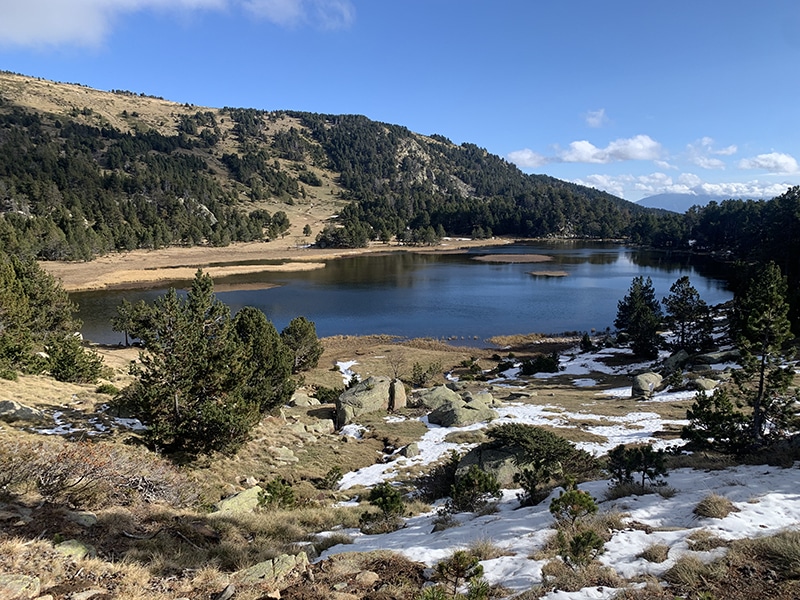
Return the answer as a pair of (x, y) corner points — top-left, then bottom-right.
(636, 193), (728, 213)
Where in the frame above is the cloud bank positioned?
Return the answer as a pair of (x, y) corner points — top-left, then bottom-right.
(0, 0), (354, 47)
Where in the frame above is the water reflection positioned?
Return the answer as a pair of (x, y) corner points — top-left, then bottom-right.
(73, 243), (733, 346)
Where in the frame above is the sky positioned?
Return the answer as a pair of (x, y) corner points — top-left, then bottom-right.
(1, 0), (799, 202)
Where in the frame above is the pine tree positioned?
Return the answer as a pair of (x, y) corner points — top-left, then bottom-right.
(662, 276), (713, 353)
(281, 316), (323, 373)
(615, 276), (663, 358)
(730, 262), (795, 444)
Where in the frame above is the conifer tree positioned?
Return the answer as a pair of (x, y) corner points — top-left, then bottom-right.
(662, 275), (713, 353)
(615, 276), (662, 358)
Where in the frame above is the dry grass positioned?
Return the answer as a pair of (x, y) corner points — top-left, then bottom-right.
(687, 529), (729, 552)
(694, 493), (740, 519)
(540, 558), (623, 592)
(638, 543), (670, 563)
(467, 536), (515, 560)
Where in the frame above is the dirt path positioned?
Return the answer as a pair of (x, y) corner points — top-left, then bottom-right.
(41, 237), (517, 292)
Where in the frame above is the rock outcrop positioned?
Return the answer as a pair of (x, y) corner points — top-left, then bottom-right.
(428, 397), (497, 427)
(0, 400), (44, 422)
(416, 385), (462, 410)
(335, 376), (392, 426)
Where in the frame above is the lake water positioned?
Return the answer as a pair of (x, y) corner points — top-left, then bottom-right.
(72, 242), (734, 346)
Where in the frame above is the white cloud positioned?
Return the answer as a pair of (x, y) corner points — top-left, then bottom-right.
(0, 0), (353, 47)
(584, 108), (608, 128)
(738, 152), (800, 174)
(686, 137), (737, 170)
(572, 169), (792, 201)
(559, 135), (662, 164)
(243, 0), (354, 29)
(506, 148), (550, 168)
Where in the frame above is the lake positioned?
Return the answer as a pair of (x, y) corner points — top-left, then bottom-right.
(72, 242), (734, 346)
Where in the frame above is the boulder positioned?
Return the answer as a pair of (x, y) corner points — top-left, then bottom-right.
(663, 349), (690, 373)
(235, 552), (309, 587)
(456, 445), (525, 488)
(691, 377), (718, 392)
(428, 398), (498, 428)
(463, 390), (500, 407)
(0, 574), (40, 599)
(336, 376), (392, 427)
(632, 372), (663, 399)
(215, 485), (263, 514)
(55, 539), (97, 560)
(400, 442), (419, 458)
(0, 400), (44, 423)
(290, 393), (320, 407)
(693, 349), (741, 365)
(66, 510), (97, 528)
(417, 385), (462, 410)
(390, 379), (407, 410)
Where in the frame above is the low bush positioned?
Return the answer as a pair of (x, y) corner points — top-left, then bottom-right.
(360, 481), (405, 534)
(258, 478), (296, 509)
(446, 465), (501, 514)
(414, 450), (461, 503)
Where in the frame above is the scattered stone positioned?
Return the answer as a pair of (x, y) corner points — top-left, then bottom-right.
(235, 552), (309, 587)
(355, 570), (380, 587)
(71, 590), (106, 600)
(212, 583), (235, 600)
(270, 445), (299, 464)
(400, 442), (419, 458)
(55, 539), (97, 560)
(663, 349), (690, 372)
(306, 420), (335, 435)
(632, 372), (663, 399)
(66, 510), (97, 528)
(215, 485), (264, 514)
(0, 400), (44, 423)
(0, 574), (40, 599)
(290, 393), (320, 407)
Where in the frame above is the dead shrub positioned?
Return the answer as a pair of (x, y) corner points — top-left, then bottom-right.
(694, 493), (740, 519)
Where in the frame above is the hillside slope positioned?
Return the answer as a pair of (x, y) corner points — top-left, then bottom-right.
(0, 71), (647, 261)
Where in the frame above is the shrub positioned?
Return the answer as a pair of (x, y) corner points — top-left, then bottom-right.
(549, 488), (599, 531)
(606, 443), (668, 492)
(486, 424), (599, 505)
(414, 450), (461, 503)
(258, 478), (296, 509)
(694, 493), (740, 519)
(314, 385), (343, 404)
(434, 550), (483, 597)
(95, 382), (120, 395)
(317, 466), (343, 490)
(360, 482), (405, 534)
(411, 360), (442, 387)
(520, 352), (559, 375)
(447, 465), (501, 514)
(682, 388), (749, 454)
(48, 334), (107, 383)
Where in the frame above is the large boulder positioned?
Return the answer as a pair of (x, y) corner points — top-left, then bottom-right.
(463, 390), (501, 407)
(693, 349), (741, 366)
(417, 385), (462, 410)
(455, 445), (525, 488)
(0, 400), (44, 423)
(428, 398), (498, 428)
(663, 349), (690, 373)
(390, 379), (407, 410)
(335, 376), (392, 427)
(632, 372), (663, 399)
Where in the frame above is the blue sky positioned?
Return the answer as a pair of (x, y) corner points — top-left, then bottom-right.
(1, 0), (798, 202)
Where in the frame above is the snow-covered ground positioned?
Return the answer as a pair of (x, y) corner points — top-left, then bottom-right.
(321, 341), (800, 598)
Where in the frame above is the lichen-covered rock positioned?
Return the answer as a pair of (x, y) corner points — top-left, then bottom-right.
(417, 385), (462, 410)
(0, 400), (44, 422)
(390, 379), (407, 410)
(428, 398), (497, 427)
(336, 376), (392, 426)
(290, 393), (320, 407)
(0, 574), (40, 599)
(55, 539), (97, 559)
(235, 552), (309, 587)
(215, 485), (263, 514)
(456, 445), (525, 488)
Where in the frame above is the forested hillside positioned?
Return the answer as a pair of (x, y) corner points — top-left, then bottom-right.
(0, 71), (653, 260)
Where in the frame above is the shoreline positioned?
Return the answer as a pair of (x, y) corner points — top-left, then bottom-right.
(41, 237), (517, 292)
